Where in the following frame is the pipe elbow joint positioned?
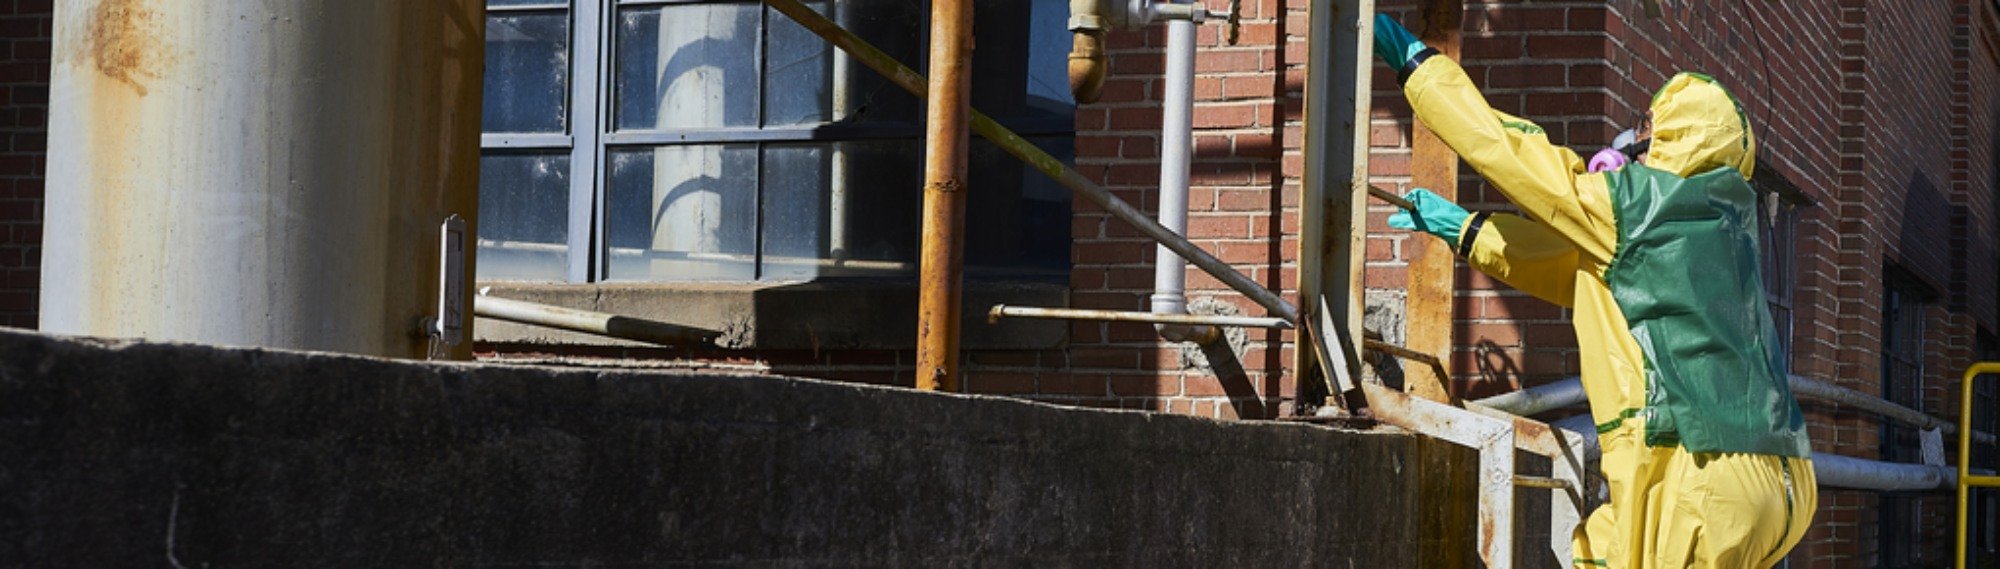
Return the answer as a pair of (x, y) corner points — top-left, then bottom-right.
(1068, 31), (1108, 104)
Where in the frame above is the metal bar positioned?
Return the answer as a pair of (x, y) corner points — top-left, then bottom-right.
(1472, 376), (1586, 417)
(1359, 382), (1514, 568)
(1295, 0), (1372, 405)
(569, 0), (607, 283)
(1363, 338), (1454, 400)
(761, 0), (1299, 326)
(1958, 362), (2000, 569)
(481, 133), (574, 148)
(1366, 185), (1416, 211)
(1467, 401), (1589, 561)
(473, 294), (721, 346)
(912, 0), (974, 391)
(1474, 374), (1997, 444)
(596, 118), (1075, 146)
(988, 304), (1294, 329)
(1403, 0), (1462, 404)
(1513, 475), (1571, 490)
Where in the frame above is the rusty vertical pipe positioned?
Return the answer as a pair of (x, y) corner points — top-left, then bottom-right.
(914, 0), (974, 392)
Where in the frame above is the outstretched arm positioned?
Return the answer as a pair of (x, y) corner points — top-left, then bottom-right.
(1375, 14), (1619, 266)
(1390, 189), (1578, 306)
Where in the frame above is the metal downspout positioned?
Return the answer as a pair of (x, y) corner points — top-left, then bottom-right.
(1153, 7), (1220, 345)
(913, 0), (974, 392)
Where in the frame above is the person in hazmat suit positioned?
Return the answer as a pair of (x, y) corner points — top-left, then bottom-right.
(1370, 13), (1816, 568)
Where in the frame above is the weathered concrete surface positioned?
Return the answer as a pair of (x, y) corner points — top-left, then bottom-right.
(0, 328), (1483, 566)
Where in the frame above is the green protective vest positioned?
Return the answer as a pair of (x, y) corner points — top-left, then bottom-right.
(1603, 164), (1812, 457)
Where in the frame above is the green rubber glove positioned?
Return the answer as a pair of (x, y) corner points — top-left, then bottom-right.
(1372, 14), (1427, 72)
(1387, 188), (1469, 248)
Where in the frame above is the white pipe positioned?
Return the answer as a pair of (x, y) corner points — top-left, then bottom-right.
(1152, 6), (1215, 343)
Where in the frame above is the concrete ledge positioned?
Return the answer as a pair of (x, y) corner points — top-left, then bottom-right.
(475, 281), (1067, 350)
(0, 329), (1485, 566)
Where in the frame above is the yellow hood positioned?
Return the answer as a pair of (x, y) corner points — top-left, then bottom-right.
(1644, 72), (1757, 179)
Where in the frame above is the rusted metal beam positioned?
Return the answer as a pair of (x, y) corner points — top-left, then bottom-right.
(1403, 0), (1463, 402)
(1295, 0), (1373, 412)
(914, 0), (975, 391)
(1359, 381), (1515, 568)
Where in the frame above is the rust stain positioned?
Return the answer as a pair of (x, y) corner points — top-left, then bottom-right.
(85, 0), (166, 96)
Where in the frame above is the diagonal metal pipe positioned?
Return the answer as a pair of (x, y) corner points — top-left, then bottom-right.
(763, 0), (1298, 324)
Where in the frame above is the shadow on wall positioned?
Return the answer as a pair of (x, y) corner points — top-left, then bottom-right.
(1896, 172), (1952, 300)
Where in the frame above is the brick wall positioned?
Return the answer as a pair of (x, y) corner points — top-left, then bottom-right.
(0, 0), (47, 329)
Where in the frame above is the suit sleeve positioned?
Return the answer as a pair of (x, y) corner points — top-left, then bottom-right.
(1456, 211), (1579, 307)
(1403, 55), (1619, 266)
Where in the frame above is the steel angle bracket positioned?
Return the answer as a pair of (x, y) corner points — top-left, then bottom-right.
(1360, 382), (1515, 569)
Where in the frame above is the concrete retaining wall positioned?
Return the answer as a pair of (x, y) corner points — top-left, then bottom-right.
(0, 329), (1483, 566)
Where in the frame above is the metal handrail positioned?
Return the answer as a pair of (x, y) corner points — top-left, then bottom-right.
(987, 304), (1292, 330)
(761, 0), (1298, 324)
(1956, 362), (2000, 569)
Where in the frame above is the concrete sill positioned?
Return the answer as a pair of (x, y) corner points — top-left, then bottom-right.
(475, 281), (1067, 351)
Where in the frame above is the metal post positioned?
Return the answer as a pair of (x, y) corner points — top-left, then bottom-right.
(914, 0), (974, 392)
(1296, 0), (1373, 406)
(1403, 0), (1461, 402)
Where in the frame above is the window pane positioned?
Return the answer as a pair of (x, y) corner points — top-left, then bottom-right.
(477, 152), (571, 281)
(763, 1), (922, 127)
(483, 11), (569, 133)
(762, 141), (921, 280)
(490, 0), (564, 6)
(614, 4), (760, 130)
(965, 136), (1073, 281)
(605, 145), (759, 281)
(970, 0), (1075, 129)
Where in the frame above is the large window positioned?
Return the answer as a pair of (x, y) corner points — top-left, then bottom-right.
(1879, 270), (1930, 568)
(478, 0), (1074, 283)
(1757, 191), (1800, 360)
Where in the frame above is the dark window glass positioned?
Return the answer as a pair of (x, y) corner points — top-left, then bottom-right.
(1880, 279), (1928, 568)
(477, 152), (571, 281)
(483, 11), (569, 133)
(613, 3), (761, 130)
(480, 0), (1072, 284)
(604, 145), (760, 281)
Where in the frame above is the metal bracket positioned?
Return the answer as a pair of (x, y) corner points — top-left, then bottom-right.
(429, 215), (466, 347)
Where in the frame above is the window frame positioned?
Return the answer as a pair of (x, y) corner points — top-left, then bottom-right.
(479, 0), (1074, 284)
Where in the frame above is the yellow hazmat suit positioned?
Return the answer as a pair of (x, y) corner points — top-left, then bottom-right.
(1399, 55), (1818, 567)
